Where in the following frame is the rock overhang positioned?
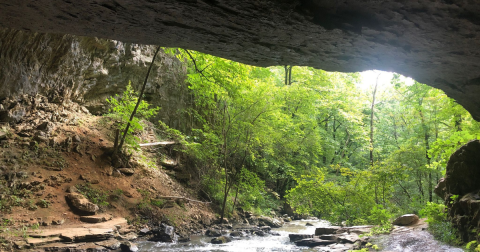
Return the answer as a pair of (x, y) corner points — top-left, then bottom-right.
(1, 0), (480, 119)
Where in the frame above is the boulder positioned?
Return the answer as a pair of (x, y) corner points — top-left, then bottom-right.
(37, 121), (54, 133)
(229, 231), (244, 237)
(161, 158), (178, 168)
(75, 243), (108, 252)
(138, 228), (151, 236)
(210, 236), (231, 244)
(253, 230), (266, 236)
(95, 239), (121, 250)
(295, 238), (336, 247)
(260, 226), (271, 232)
(51, 218), (65, 225)
(315, 226), (341, 235)
(319, 234), (337, 240)
(66, 192), (99, 214)
(206, 228), (222, 237)
(123, 232), (138, 241)
(393, 214), (419, 226)
(337, 233), (360, 243)
(258, 216), (283, 228)
(435, 140), (480, 241)
(118, 168), (135, 176)
(151, 223), (176, 242)
(434, 178), (446, 200)
(0, 105), (26, 123)
(289, 234), (314, 242)
(441, 141), (480, 197)
(120, 241), (138, 252)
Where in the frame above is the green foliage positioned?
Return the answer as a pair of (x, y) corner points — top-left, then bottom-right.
(420, 202), (461, 245)
(450, 194), (459, 204)
(466, 241), (480, 252)
(36, 199), (50, 208)
(106, 81), (160, 150)
(368, 205), (393, 225)
(151, 199), (165, 208)
(151, 49), (480, 241)
(110, 189), (123, 201)
(420, 202), (447, 224)
(363, 222), (394, 237)
(76, 183), (109, 207)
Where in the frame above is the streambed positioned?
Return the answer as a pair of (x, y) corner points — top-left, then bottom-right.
(138, 219), (464, 252)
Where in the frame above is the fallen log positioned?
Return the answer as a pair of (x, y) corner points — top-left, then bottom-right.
(158, 196), (211, 204)
(139, 141), (176, 147)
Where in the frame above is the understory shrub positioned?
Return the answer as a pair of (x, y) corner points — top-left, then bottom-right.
(420, 202), (461, 246)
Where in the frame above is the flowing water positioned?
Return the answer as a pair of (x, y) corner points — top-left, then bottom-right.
(373, 230), (464, 252)
(138, 219), (464, 252)
(138, 219), (328, 252)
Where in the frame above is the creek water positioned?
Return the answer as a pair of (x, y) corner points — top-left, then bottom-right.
(137, 219), (464, 252)
(138, 219), (327, 252)
(373, 230), (464, 252)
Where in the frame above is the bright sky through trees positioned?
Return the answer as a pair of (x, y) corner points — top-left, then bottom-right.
(359, 70), (414, 90)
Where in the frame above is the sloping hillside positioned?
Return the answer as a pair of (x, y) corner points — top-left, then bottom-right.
(0, 94), (215, 250)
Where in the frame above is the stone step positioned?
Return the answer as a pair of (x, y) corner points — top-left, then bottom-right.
(28, 218), (127, 243)
(38, 242), (81, 250)
(60, 228), (114, 242)
(27, 236), (62, 246)
(80, 214), (113, 223)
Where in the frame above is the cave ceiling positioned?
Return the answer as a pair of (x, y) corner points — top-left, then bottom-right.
(1, 0), (480, 119)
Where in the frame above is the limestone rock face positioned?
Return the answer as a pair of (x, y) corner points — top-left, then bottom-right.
(3, 1), (480, 119)
(0, 28), (192, 131)
(435, 140), (480, 242)
(66, 192), (99, 214)
(442, 140), (480, 197)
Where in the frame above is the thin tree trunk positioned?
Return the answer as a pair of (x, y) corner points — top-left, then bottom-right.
(418, 98), (432, 202)
(115, 46), (161, 154)
(232, 186), (239, 215)
(370, 74), (380, 166)
(220, 103), (229, 222)
(288, 66), (293, 85)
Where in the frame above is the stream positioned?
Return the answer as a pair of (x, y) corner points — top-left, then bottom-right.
(137, 219), (464, 252)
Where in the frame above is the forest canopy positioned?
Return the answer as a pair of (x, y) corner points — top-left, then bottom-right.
(161, 48), (480, 226)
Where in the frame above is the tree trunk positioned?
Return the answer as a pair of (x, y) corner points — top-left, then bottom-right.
(115, 46), (161, 154)
(418, 98), (432, 202)
(369, 74), (380, 166)
(232, 186), (239, 215)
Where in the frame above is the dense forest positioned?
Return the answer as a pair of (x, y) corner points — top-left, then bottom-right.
(146, 48), (480, 236)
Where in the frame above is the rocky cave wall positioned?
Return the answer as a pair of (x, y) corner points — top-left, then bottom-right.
(435, 140), (480, 242)
(0, 28), (193, 131)
(2, 0), (480, 120)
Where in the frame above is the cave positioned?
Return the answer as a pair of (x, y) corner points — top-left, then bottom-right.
(1, 0), (480, 119)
